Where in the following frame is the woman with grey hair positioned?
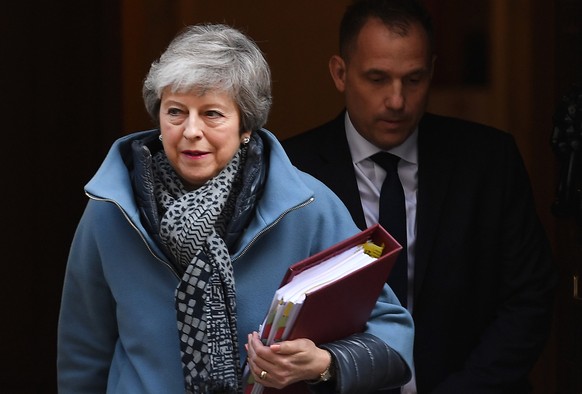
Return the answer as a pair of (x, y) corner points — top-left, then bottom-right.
(57, 23), (414, 393)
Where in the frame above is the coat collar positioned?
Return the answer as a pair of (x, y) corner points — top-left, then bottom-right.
(317, 112), (368, 229)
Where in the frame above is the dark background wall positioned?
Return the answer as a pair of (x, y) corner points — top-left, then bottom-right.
(1, 2), (122, 392)
(1, 1), (580, 393)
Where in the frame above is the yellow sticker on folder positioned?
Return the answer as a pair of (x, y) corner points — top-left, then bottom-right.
(362, 241), (384, 258)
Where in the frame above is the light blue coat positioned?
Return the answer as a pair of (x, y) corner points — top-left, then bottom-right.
(57, 129), (414, 393)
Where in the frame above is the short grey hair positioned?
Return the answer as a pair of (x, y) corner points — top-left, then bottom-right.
(143, 23), (272, 132)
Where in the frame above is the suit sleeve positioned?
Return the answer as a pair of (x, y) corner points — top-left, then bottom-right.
(433, 135), (557, 393)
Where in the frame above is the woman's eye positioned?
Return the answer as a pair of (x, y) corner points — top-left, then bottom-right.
(167, 108), (182, 116)
(206, 110), (223, 118)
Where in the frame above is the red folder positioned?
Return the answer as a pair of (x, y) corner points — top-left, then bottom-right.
(256, 224), (402, 394)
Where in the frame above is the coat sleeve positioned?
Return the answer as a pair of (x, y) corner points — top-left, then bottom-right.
(317, 332), (411, 393)
(313, 285), (414, 394)
(57, 201), (118, 393)
(300, 177), (415, 393)
(433, 134), (557, 393)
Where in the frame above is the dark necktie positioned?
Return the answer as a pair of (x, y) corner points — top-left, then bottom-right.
(370, 152), (408, 307)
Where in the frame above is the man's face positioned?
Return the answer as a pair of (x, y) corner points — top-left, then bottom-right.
(330, 18), (435, 150)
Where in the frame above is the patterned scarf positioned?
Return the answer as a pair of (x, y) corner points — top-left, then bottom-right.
(153, 150), (243, 393)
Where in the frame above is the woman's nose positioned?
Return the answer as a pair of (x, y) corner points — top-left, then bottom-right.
(183, 115), (204, 140)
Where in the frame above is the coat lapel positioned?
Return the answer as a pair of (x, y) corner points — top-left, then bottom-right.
(413, 114), (456, 303)
(317, 113), (368, 229)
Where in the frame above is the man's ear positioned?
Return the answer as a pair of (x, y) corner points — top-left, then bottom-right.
(429, 54), (437, 80)
(329, 55), (347, 93)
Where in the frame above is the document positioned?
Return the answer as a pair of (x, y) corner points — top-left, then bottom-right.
(244, 224), (401, 394)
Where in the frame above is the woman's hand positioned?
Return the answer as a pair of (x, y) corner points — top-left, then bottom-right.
(245, 331), (331, 389)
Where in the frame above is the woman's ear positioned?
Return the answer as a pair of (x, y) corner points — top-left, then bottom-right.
(241, 132), (251, 145)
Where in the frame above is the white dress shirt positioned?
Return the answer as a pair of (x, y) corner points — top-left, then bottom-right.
(344, 112), (418, 394)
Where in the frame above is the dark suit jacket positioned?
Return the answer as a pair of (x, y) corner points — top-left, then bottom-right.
(282, 111), (557, 393)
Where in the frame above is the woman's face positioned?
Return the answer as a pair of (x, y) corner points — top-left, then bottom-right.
(159, 88), (250, 189)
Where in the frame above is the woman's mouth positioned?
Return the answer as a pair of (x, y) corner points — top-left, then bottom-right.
(182, 150), (208, 158)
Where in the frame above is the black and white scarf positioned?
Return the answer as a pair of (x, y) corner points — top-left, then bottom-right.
(153, 150), (243, 393)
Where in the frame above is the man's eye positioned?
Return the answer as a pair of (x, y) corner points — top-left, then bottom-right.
(407, 74), (425, 84)
(368, 75), (386, 84)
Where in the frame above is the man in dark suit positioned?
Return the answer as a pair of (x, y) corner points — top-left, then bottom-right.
(282, 0), (557, 392)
